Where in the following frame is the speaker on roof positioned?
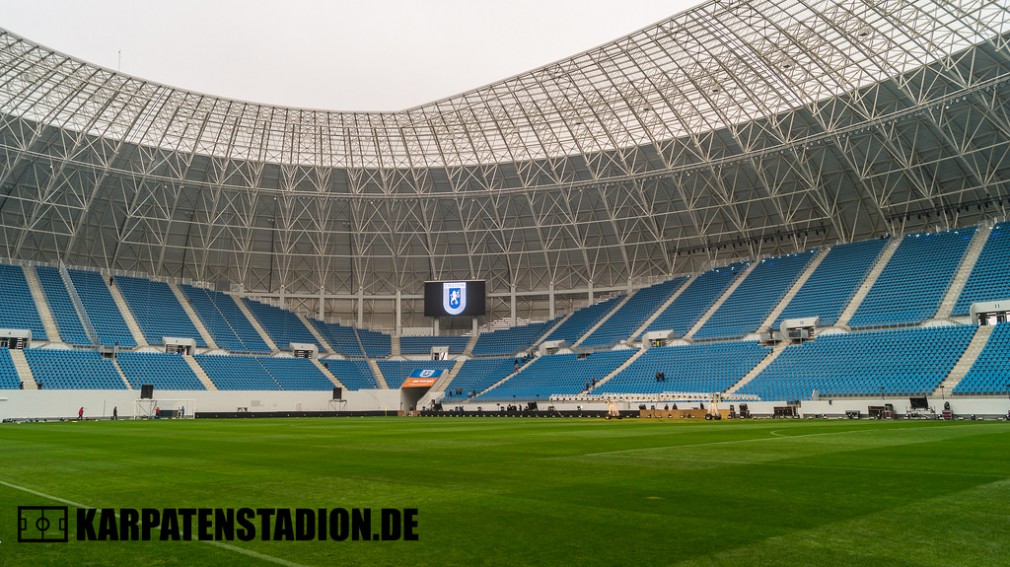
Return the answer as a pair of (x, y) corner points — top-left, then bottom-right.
(140, 384), (154, 399)
(332, 387), (342, 400)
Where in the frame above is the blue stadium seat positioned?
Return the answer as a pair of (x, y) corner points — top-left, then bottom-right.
(477, 350), (635, 401)
(849, 229), (975, 328)
(117, 351), (206, 390)
(399, 336), (470, 355)
(442, 357), (516, 399)
(694, 251), (816, 341)
(256, 357), (334, 390)
(323, 359), (380, 390)
(309, 319), (366, 357)
(243, 299), (319, 351)
(739, 326), (975, 400)
(0, 264), (47, 341)
(0, 347), (20, 389)
(67, 269), (137, 347)
(357, 328), (391, 358)
(544, 295), (625, 344)
(596, 342), (771, 396)
(471, 319), (555, 357)
(954, 324), (1010, 395)
(954, 223), (1010, 315)
(775, 239), (888, 327)
(24, 349), (128, 390)
(35, 266), (91, 346)
(642, 262), (749, 338)
(193, 354), (280, 390)
(179, 285), (271, 354)
(580, 277), (687, 348)
(115, 276), (205, 346)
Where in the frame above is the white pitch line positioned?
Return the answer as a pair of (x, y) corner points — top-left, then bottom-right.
(0, 479), (310, 567)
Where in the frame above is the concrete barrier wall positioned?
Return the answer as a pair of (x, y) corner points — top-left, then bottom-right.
(3, 390), (1006, 420)
(0, 388), (401, 420)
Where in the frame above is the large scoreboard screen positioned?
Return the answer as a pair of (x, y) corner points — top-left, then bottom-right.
(423, 280), (486, 317)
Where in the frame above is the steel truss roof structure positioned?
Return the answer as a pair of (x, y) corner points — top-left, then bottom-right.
(0, 0), (1008, 327)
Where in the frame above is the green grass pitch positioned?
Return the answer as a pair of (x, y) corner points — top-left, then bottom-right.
(1, 417), (1009, 566)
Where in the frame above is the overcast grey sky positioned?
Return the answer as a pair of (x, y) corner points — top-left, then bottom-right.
(2, 0), (701, 111)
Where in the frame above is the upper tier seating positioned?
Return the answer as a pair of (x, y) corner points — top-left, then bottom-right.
(358, 328), (392, 358)
(580, 277), (688, 348)
(476, 350), (635, 401)
(242, 299), (319, 351)
(775, 239), (888, 327)
(35, 266), (90, 345)
(114, 276), (205, 346)
(738, 326), (975, 400)
(954, 223), (1010, 316)
(0, 264), (47, 341)
(642, 262), (750, 338)
(399, 335), (470, 355)
(471, 320), (554, 357)
(309, 319), (365, 357)
(849, 228), (975, 328)
(321, 359), (379, 390)
(67, 269), (137, 347)
(595, 342), (771, 396)
(954, 324), (1010, 395)
(442, 357), (516, 399)
(24, 349), (127, 390)
(376, 359), (456, 389)
(544, 294), (624, 344)
(694, 251), (816, 341)
(116, 351), (206, 391)
(179, 285), (271, 354)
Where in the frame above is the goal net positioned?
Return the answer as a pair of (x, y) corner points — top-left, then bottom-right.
(134, 398), (196, 420)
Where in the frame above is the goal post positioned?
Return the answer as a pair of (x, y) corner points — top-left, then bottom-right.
(134, 398), (196, 420)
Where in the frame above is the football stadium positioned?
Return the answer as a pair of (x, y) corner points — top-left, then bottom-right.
(2, 1), (1010, 565)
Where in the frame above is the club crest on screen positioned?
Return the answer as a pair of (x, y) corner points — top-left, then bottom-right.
(442, 282), (467, 315)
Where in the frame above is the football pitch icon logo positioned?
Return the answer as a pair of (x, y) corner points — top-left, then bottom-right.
(18, 506), (68, 543)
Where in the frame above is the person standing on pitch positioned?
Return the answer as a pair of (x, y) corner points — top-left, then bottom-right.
(78, 406), (84, 421)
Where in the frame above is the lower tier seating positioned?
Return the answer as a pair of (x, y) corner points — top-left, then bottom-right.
(738, 326), (975, 401)
(477, 350), (635, 401)
(24, 349), (127, 390)
(595, 342), (771, 396)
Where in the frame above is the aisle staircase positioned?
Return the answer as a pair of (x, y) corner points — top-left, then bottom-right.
(725, 341), (791, 396)
(760, 248), (831, 331)
(183, 355), (218, 391)
(233, 296), (279, 352)
(107, 280), (149, 347)
(169, 283), (219, 349)
(836, 237), (902, 328)
(935, 225), (990, 320)
(23, 266), (61, 343)
(8, 349), (37, 389)
(685, 261), (758, 340)
(935, 324), (994, 395)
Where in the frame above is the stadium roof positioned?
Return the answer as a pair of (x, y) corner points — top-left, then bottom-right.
(0, 0), (1008, 325)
